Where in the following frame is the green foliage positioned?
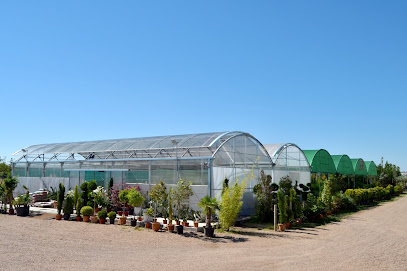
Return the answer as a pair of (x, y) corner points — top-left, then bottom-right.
(219, 172), (250, 231)
(57, 183), (65, 215)
(171, 178), (194, 221)
(168, 187), (173, 221)
(145, 207), (154, 217)
(87, 180), (97, 191)
(279, 176), (292, 196)
(321, 180), (333, 212)
(63, 195), (74, 215)
(73, 185), (79, 208)
(253, 171), (276, 222)
(76, 199), (83, 216)
(289, 188), (301, 219)
(80, 181), (89, 206)
(0, 161), (11, 180)
(3, 175), (18, 207)
(13, 193), (31, 206)
(80, 206), (94, 216)
(150, 181), (167, 218)
(332, 192), (356, 212)
(277, 190), (287, 224)
(108, 211), (116, 220)
(97, 209), (107, 219)
(126, 188), (144, 208)
(377, 158), (401, 187)
(118, 189), (129, 206)
(221, 178), (229, 195)
(198, 195), (219, 227)
(92, 186), (109, 207)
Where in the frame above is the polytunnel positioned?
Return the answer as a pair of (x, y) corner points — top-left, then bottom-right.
(351, 158), (368, 176)
(331, 155), (354, 175)
(302, 149), (336, 174)
(264, 143), (311, 187)
(365, 161), (378, 176)
(12, 131), (272, 215)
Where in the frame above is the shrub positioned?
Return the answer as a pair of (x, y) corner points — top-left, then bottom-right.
(253, 171), (276, 222)
(81, 206), (94, 216)
(279, 176), (292, 196)
(321, 180), (333, 212)
(76, 199), (83, 216)
(277, 190), (287, 224)
(394, 184), (402, 195)
(108, 211), (116, 220)
(332, 192), (356, 212)
(57, 183), (65, 215)
(97, 209), (107, 219)
(63, 195), (74, 215)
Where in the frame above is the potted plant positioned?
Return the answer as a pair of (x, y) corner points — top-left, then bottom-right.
(144, 207), (154, 229)
(198, 195), (219, 237)
(193, 211), (202, 228)
(56, 183), (65, 220)
(13, 194), (31, 217)
(118, 189), (129, 225)
(3, 175), (18, 215)
(171, 178), (194, 234)
(108, 211), (116, 224)
(126, 188), (144, 227)
(98, 209), (108, 224)
(81, 206), (93, 222)
(76, 199), (83, 221)
(137, 209), (143, 221)
(63, 191), (74, 220)
(92, 186), (109, 214)
(150, 181), (167, 232)
(277, 190), (287, 231)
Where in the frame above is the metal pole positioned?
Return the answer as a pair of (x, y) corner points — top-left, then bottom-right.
(274, 204), (278, 231)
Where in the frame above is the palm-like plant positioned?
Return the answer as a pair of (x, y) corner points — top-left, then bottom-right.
(198, 195), (219, 228)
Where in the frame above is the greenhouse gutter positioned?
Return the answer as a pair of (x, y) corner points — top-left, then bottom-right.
(13, 156), (214, 163)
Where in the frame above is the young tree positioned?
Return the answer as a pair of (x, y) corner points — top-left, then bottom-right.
(253, 170), (276, 222)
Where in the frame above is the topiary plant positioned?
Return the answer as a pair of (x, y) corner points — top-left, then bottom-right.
(277, 190), (287, 224)
(57, 183), (65, 215)
(63, 195), (74, 215)
(108, 211), (116, 220)
(97, 209), (107, 220)
(76, 199), (83, 217)
(81, 206), (94, 217)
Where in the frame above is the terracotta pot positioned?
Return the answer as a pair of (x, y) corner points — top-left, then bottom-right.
(83, 216), (90, 222)
(175, 220), (180, 225)
(145, 222), (151, 229)
(168, 224), (175, 232)
(152, 218), (157, 222)
(278, 223), (285, 231)
(90, 216), (98, 223)
(124, 211), (129, 217)
(9, 209), (14, 215)
(182, 221), (189, 227)
(53, 202), (57, 208)
(137, 216), (143, 221)
(76, 216), (82, 221)
(163, 219), (167, 224)
(95, 208), (101, 214)
(55, 214), (62, 220)
(119, 217), (127, 225)
(169, 219), (172, 225)
(118, 211), (123, 216)
(194, 222), (199, 228)
(285, 222), (290, 229)
(99, 218), (106, 224)
(152, 222), (160, 232)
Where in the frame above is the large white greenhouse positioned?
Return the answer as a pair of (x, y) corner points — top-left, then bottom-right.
(12, 131), (311, 215)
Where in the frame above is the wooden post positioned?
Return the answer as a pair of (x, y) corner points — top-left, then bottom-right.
(274, 204), (278, 231)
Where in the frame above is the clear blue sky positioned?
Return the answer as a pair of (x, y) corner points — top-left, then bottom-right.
(1, 1), (406, 170)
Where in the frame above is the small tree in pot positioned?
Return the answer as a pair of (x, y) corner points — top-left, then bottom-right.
(171, 178), (194, 234)
(126, 188), (144, 227)
(76, 199), (83, 221)
(108, 211), (116, 224)
(150, 181), (167, 230)
(277, 190), (287, 231)
(63, 192), (74, 220)
(3, 175), (18, 214)
(80, 206), (94, 222)
(198, 195), (219, 237)
(97, 209), (108, 224)
(56, 183), (65, 220)
(118, 189), (129, 225)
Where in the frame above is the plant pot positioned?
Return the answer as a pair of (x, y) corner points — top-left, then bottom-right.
(285, 222), (291, 229)
(56, 214), (63, 220)
(175, 225), (183, 234)
(182, 221), (189, 227)
(109, 218), (115, 224)
(204, 226), (214, 237)
(168, 224), (175, 232)
(175, 220), (180, 225)
(145, 222), (151, 229)
(53, 201), (57, 208)
(278, 223), (285, 231)
(163, 219), (167, 224)
(152, 222), (160, 232)
(83, 215), (90, 222)
(118, 211), (123, 216)
(119, 217), (127, 225)
(124, 211), (129, 217)
(90, 216), (98, 223)
(63, 213), (71, 220)
(95, 208), (101, 214)
(99, 218), (106, 224)
(152, 218), (157, 222)
(131, 219), (137, 227)
(9, 209), (14, 215)
(16, 206), (29, 217)
(194, 222), (199, 228)
(137, 216), (143, 221)
(76, 216), (82, 221)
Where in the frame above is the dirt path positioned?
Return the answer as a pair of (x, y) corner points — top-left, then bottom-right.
(1, 195), (406, 271)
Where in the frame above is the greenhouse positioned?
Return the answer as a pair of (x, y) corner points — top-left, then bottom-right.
(331, 155), (354, 175)
(365, 161), (378, 176)
(302, 149), (336, 174)
(351, 158), (368, 176)
(264, 143), (311, 187)
(12, 131), (273, 214)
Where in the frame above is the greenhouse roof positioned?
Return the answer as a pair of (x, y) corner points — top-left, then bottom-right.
(303, 149), (336, 174)
(331, 155), (354, 175)
(264, 143), (309, 165)
(14, 131), (262, 162)
(365, 161), (378, 176)
(351, 158), (368, 176)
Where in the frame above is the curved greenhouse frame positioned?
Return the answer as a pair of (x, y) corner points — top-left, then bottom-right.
(264, 143), (311, 186)
(331, 155), (354, 175)
(302, 149), (336, 174)
(351, 158), (368, 176)
(365, 161), (378, 176)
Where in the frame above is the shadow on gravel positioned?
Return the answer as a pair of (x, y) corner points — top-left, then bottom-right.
(182, 232), (248, 243)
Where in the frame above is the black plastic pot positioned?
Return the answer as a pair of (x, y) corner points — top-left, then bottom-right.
(16, 206), (29, 217)
(109, 218), (115, 224)
(63, 213), (71, 220)
(130, 219), (137, 227)
(176, 225), (183, 234)
(204, 226), (214, 238)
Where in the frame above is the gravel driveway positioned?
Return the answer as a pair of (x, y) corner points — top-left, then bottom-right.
(1, 195), (406, 270)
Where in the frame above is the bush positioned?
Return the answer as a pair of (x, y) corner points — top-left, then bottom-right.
(97, 209), (107, 219)
(394, 185), (402, 195)
(332, 192), (356, 212)
(108, 211), (116, 220)
(63, 196), (74, 215)
(321, 180), (333, 212)
(277, 190), (287, 224)
(253, 171), (276, 222)
(81, 206), (94, 216)
(57, 183), (65, 215)
(76, 199), (83, 216)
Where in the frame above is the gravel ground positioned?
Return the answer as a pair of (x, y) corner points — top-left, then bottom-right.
(1, 195), (406, 271)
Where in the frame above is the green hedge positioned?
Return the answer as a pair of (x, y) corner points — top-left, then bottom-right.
(344, 184), (403, 205)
